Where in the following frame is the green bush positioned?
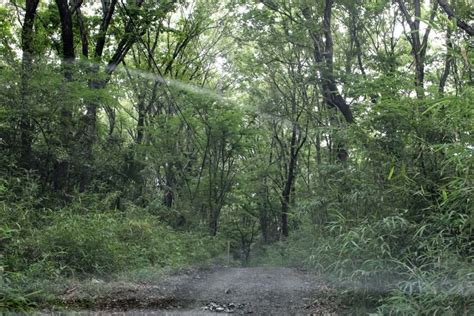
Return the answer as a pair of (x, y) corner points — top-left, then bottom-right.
(2, 209), (225, 278)
(256, 212), (473, 314)
(29, 213), (134, 275)
(376, 266), (473, 315)
(0, 269), (38, 312)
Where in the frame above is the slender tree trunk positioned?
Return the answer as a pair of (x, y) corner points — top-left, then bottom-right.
(163, 163), (175, 207)
(302, 0), (353, 166)
(439, 27), (453, 95)
(79, 0), (149, 190)
(76, 7), (89, 58)
(316, 133), (321, 165)
(208, 208), (219, 236)
(351, 15), (367, 77)
(136, 97), (146, 144)
(302, 0), (354, 125)
(396, 0), (437, 99)
(55, 0), (75, 75)
(54, 0), (76, 192)
(311, 0), (354, 123)
(19, 0), (40, 169)
(78, 0), (117, 190)
(281, 124), (298, 238)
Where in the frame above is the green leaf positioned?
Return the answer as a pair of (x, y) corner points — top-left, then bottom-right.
(388, 165), (395, 180)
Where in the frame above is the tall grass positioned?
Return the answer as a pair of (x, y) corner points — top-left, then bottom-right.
(0, 201), (225, 311)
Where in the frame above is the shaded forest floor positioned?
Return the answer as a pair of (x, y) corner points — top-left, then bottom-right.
(56, 266), (347, 315)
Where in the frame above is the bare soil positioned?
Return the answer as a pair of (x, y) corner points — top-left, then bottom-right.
(61, 266), (342, 315)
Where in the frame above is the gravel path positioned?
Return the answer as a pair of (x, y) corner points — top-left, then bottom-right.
(61, 267), (339, 315)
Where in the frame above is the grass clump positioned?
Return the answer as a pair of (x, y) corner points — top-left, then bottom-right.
(0, 204), (225, 311)
(254, 213), (473, 315)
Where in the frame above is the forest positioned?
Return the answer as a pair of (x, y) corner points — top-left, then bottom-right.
(0, 0), (472, 314)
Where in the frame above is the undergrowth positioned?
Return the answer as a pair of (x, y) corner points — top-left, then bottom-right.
(254, 213), (473, 315)
(0, 197), (225, 311)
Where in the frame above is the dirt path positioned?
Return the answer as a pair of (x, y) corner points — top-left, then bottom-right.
(63, 267), (340, 315)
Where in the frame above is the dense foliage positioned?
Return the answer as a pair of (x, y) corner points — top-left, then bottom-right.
(1, 0), (472, 313)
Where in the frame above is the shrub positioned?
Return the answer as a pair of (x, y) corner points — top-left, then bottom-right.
(3, 209), (225, 278)
(256, 212), (473, 314)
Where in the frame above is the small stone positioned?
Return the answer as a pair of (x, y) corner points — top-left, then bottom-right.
(91, 278), (104, 284)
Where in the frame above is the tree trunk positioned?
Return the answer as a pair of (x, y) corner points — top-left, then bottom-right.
(54, 0), (76, 192)
(79, 0), (149, 190)
(280, 124), (298, 238)
(76, 7), (89, 58)
(437, 0), (474, 36)
(19, 0), (40, 169)
(136, 98), (146, 144)
(439, 27), (453, 95)
(55, 0), (75, 73)
(208, 208), (219, 236)
(77, 0), (117, 190)
(303, 0), (354, 123)
(163, 163), (175, 207)
(396, 0), (438, 99)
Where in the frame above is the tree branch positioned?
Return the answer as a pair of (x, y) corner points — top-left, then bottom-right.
(437, 0), (474, 36)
